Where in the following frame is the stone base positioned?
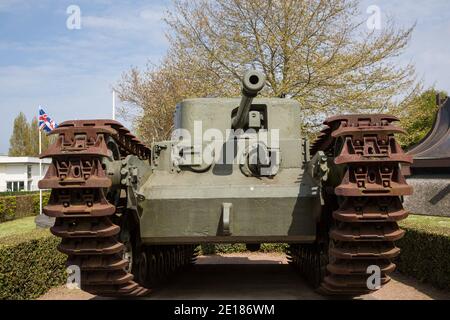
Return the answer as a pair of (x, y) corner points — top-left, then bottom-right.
(35, 214), (55, 229)
(404, 175), (450, 217)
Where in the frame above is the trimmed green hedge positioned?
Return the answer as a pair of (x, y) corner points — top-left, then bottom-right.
(396, 216), (450, 291)
(0, 197), (17, 222)
(0, 193), (50, 223)
(0, 191), (42, 197)
(200, 243), (288, 255)
(0, 230), (66, 300)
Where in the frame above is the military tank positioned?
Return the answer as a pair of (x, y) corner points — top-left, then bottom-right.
(39, 70), (412, 297)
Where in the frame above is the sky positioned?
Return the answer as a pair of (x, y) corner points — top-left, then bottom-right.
(0, 0), (450, 154)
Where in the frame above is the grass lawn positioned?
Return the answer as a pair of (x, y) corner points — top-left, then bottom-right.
(401, 214), (450, 236)
(0, 216), (37, 241)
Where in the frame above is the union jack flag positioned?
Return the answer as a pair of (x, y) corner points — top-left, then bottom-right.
(39, 107), (58, 133)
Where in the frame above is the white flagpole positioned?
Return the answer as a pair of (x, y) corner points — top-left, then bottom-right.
(39, 128), (43, 215)
(112, 90), (116, 120)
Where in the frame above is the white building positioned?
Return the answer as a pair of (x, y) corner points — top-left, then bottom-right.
(0, 156), (51, 192)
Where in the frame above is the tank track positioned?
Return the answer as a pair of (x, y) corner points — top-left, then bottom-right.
(289, 115), (413, 295)
(40, 120), (197, 297)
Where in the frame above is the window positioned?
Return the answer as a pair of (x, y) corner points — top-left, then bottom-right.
(27, 181), (32, 191)
(6, 181), (25, 192)
(27, 165), (32, 179)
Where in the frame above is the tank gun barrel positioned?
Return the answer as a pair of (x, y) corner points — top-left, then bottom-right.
(232, 70), (266, 129)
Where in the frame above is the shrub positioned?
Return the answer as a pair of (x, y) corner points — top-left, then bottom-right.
(0, 197), (17, 222)
(0, 193), (50, 223)
(396, 218), (450, 290)
(32, 193), (50, 216)
(0, 191), (41, 197)
(200, 243), (288, 255)
(0, 230), (66, 300)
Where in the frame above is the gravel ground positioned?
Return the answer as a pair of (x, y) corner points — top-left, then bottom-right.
(38, 253), (450, 300)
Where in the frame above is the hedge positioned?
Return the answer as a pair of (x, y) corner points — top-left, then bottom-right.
(200, 243), (288, 255)
(0, 230), (66, 300)
(0, 193), (50, 223)
(396, 216), (450, 290)
(0, 191), (43, 197)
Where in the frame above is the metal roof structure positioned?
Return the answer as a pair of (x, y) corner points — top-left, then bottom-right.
(408, 95), (450, 168)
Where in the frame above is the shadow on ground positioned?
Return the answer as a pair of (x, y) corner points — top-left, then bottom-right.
(38, 253), (450, 300)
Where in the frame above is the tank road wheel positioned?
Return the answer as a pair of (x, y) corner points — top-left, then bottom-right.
(175, 246), (182, 269)
(157, 251), (166, 281)
(164, 250), (171, 277)
(147, 252), (158, 286)
(137, 251), (149, 287)
(39, 120), (151, 298)
(169, 247), (177, 273)
(296, 115), (413, 296)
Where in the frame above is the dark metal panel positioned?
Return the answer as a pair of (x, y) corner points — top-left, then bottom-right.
(408, 96), (450, 168)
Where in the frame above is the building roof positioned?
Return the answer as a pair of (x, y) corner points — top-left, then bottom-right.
(0, 156), (51, 164)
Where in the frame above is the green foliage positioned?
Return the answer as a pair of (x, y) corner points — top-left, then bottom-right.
(0, 197), (17, 222)
(0, 230), (66, 300)
(0, 193), (50, 223)
(397, 89), (447, 149)
(0, 191), (41, 197)
(9, 112), (31, 157)
(396, 225), (450, 290)
(400, 215), (450, 236)
(200, 243), (288, 255)
(32, 193), (50, 216)
(8, 113), (53, 157)
(396, 215), (450, 290)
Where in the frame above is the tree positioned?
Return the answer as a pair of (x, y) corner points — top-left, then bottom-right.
(8, 114), (53, 157)
(394, 89), (446, 149)
(117, 0), (418, 145)
(117, 54), (235, 143)
(9, 112), (31, 156)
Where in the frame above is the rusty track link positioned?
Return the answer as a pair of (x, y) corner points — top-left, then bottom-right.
(290, 114), (412, 296)
(39, 120), (196, 297)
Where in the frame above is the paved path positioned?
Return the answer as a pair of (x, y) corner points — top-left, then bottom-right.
(38, 253), (450, 300)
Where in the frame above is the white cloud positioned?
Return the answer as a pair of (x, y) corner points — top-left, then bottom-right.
(82, 4), (166, 31)
(83, 16), (138, 30)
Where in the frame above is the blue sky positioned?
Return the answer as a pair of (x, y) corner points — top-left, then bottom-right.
(0, 0), (449, 153)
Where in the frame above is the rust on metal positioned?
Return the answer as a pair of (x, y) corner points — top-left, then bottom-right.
(40, 120), (197, 297)
(290, 114), (410, 295)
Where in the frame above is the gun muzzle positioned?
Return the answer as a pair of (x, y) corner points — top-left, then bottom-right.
(232, 70), (266, 129)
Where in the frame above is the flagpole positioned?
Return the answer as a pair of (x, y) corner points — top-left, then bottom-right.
(39, 128), (43, 216)
(112, 90), (116, 120)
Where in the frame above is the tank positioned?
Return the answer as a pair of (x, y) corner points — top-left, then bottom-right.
(39, 70), (413, 297)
